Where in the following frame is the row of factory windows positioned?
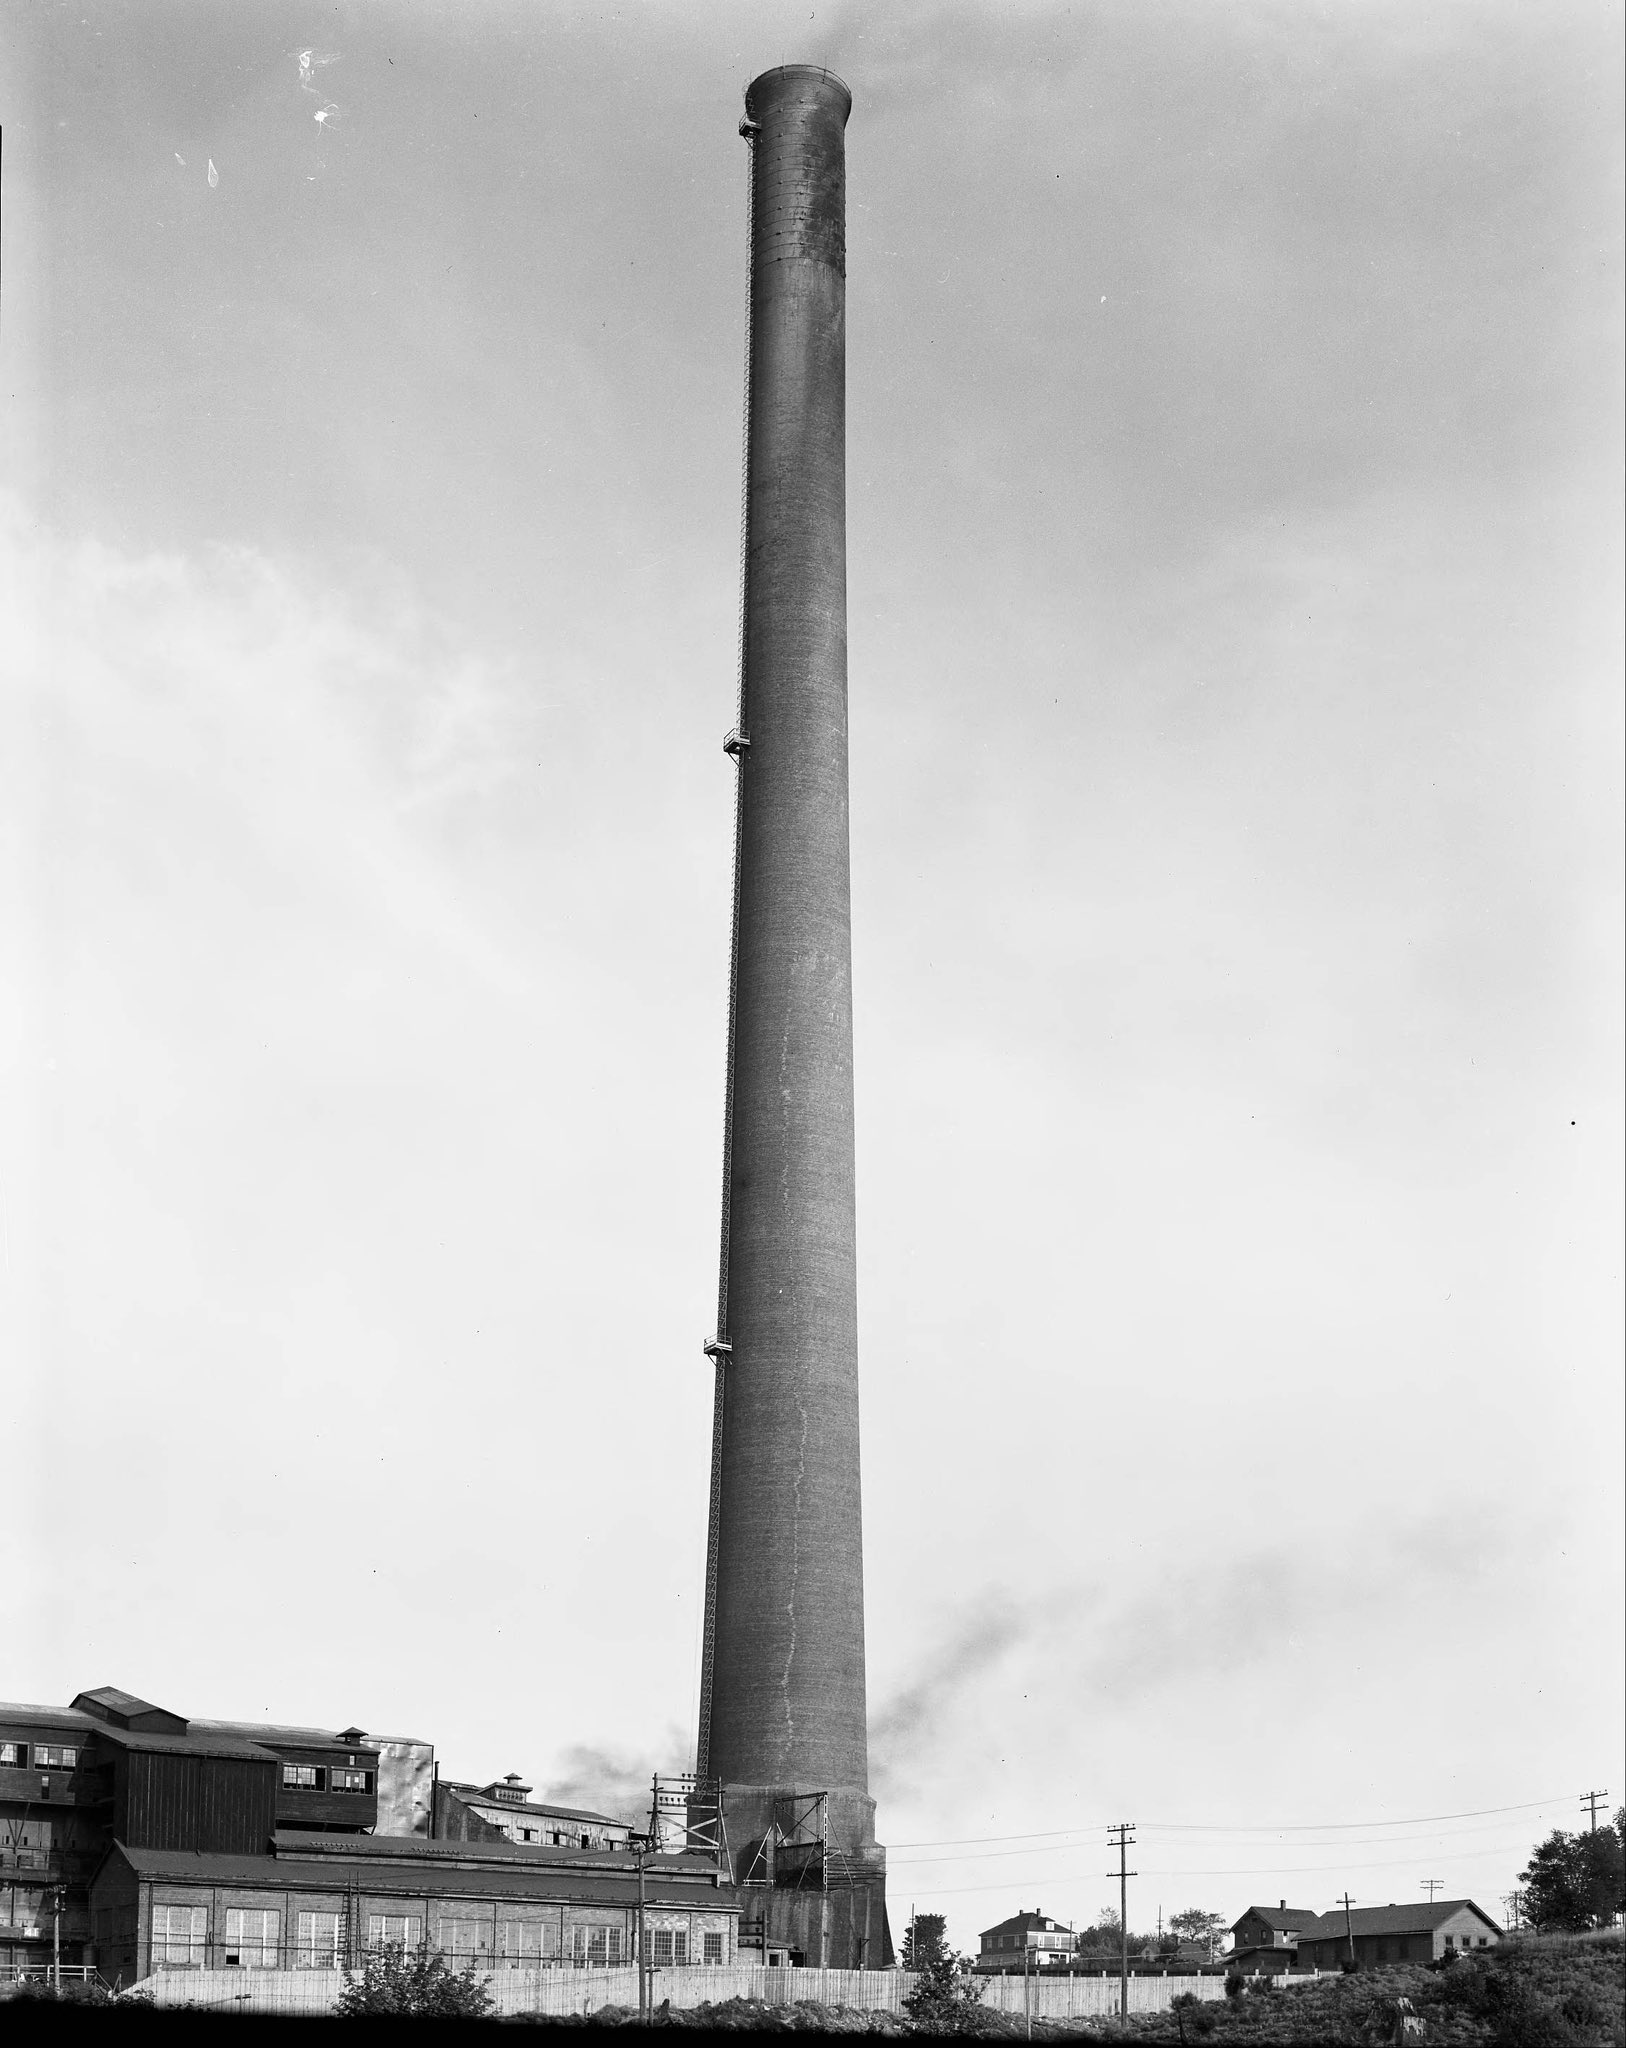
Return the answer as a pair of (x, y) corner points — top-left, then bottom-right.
(1, 1745), (374, 1792)
(2, 1743), (79, 1769)
(147, 1908), (725, 1971)
(281, 1765), (373, 1793)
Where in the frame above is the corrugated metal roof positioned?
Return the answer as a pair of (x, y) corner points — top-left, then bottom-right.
(1299, 1902), (1500, 1940)
(0, 1703), (98, 1735)
(192, 1719), (381, 1754)
(271, 1832), (720, 1881)
(91, 1724), (280, 1763)
(110, 1843), (734, 1911)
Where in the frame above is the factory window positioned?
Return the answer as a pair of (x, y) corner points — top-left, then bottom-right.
(332, 1767), (373, 1793)
(282, 1764), (323, 1790)
(703, 1931), (724, 1965)
(368, 1915), (422, 1954)
(0, 1742), (26, 1765)
(440, 1919), (488, 1959)
(650, 1929), (688, 1966)
(571, 1925), (623, 1967)
(521, 1828), (535, 1842)
(33, 1744), (77, 1769)
(500, 1921), (557, 1968)
(224, 1908), (280, 1968)
(580, 1833), (592, 1850)
(151, 1904), (208, 1968)
(297, 1912), (344, 1968)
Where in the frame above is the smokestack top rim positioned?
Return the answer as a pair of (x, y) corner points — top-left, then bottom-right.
(744, 64), (852, 125)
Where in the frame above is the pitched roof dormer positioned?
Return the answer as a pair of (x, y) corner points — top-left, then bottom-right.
(70, 1686), (188, 1736)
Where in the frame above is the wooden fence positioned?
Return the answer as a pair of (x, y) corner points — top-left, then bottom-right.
(134, 1962), (1236, 2018)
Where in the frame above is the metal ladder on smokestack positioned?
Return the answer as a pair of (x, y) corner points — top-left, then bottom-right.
(696, 113), (759, 1788)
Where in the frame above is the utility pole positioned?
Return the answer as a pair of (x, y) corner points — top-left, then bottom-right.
(1501, 1892), (1524, 1932)
(51, 1885), (62, 1995)
(1108, 1824), (1136, 2025)
(633, 1833), (650, 2026)
(1581, 1790), (1608, 1832)
(1337, 1894), (1357, 1970)
(1421, 1880), (1444, 1903)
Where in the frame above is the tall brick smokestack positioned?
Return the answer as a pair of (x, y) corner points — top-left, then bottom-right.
(698, 65), (886, 1965)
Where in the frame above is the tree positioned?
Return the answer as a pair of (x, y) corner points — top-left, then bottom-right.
(903, 1949), (986, 2036)
(1168, 1909), (1227, 1960)
(1075, 1908), (1121, 1956)
(333, 1946), (496, 2018)
(902, 1912), (950, 1972)
(1517, 1814), (1625, 1932)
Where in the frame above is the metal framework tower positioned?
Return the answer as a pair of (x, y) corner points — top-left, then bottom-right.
(698, 64), (886, 1969)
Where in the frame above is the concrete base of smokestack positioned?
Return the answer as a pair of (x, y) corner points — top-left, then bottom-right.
(725, 1782), (888, 1969)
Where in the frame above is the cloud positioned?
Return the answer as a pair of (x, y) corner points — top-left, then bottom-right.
(0, 490), (542, 1005)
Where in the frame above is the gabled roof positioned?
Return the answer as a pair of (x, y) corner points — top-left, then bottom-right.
(1300, 1901), (1501, 1940)
(0, 1704), (274, 1763)
(443, 1781), (626, 1830)
(1230, 1905), (1320, 1935)
(71, 1688), (188, 1735)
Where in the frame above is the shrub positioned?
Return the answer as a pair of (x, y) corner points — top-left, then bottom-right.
(903, 1952), (987, 2036)
(1171, 1990), (1218, 2043)
(333, 1945), (495, 2018)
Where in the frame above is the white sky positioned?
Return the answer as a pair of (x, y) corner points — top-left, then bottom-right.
(3, 0), (1621, 1951)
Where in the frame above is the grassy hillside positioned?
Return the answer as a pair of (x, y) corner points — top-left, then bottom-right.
(996, 1933), (1626, 2047)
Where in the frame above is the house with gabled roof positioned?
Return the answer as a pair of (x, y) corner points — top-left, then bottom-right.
(975, 1908), (1075, 1972)
(1225, 1900), (1320, 1972)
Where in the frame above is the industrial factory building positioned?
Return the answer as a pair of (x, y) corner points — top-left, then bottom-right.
(90, 1832), (736, 1984)
(1, 1686), (738, 1984)
(433, 1774), (635, 1852)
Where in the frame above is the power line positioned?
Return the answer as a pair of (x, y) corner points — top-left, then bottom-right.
(889, 1817), (1544, 1867)
(900, 1842), (1541, 1899)
(886, 1796), (1570, 1851)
